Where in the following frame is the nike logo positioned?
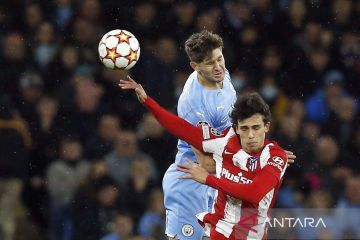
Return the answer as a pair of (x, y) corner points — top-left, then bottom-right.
(224, 150), (233, 155)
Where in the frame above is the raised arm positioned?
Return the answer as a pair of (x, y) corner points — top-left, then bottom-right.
(119, 76), (204, 150)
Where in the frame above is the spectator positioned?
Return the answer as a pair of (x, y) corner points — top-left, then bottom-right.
(138, 113), (176, 176)
(137, 189), (166, 239)
(84, 114), (122, 159)
(0, 96), (31, 240)
(0, 32), (29, 98)
(104, 130), (157, 187)
(305, 135), (351, 200)
(123, 157), (157, 223)
(335, 175), (360, 238)
(72, 176), (123, 240)
(101, 212), (135, 240)
(16, 72), (44, 139)
(48, 45), (80, 92)
(305, 69), (347, 124)
(22, 3), (44, 40)
(34, 22), (57, 70)
(46, 137), (90, 240)
(323, 95), (358, 149)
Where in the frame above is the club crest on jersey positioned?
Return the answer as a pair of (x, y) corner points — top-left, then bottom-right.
(196, 121), (210, 127)
(210, 128), (223, 136)
(181, 224), (194, 237)
(246, 156), (259, 172)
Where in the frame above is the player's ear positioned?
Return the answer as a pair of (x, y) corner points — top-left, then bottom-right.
(234, 122), (240, 134)
(190, 61), (197, 71)
(264, 122), (270, 133)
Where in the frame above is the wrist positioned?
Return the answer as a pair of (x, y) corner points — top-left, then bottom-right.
(205, 174), (216, 186)
(143, 96), (151, 105)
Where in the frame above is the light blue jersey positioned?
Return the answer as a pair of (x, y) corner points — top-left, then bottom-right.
(163, 70), (236, 239)
(176, 70), (236, 165)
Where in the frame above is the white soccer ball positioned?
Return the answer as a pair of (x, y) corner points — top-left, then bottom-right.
(98, 29), (140, 70)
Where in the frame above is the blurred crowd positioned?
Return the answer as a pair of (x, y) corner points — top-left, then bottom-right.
(0, 0), (359, 239)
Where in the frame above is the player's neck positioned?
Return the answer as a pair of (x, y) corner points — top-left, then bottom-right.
(245, 147), (263, 154)
(197, 74), (222, 89)
(243, 141), (266, 154)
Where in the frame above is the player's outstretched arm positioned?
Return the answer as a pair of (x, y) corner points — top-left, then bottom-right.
(119, 76), (204, 151)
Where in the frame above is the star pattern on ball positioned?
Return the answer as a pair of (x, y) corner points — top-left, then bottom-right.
(105, 48), (120, 63)
(126, 49), (138, 65)
(115, 31), (131, 44)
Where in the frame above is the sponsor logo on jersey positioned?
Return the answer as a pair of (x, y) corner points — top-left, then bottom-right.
(272, 156), (284, 165)
(182, 224), (194, 237)
(246, 156), (259, 172)
(196, 121), (210, 127)
(210, 127), (223, 136)
(268, 156), (285, 171)
(221, 168), (253, 184)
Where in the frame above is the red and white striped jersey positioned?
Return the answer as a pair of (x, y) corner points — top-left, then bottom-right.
(143, 97), (288, 240)
(196, 126), (288, 240)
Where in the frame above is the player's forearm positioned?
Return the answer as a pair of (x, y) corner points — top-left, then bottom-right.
(205, 170), (278, 204)
(143, 97), (203, 150)
(192, 147), (216, 173)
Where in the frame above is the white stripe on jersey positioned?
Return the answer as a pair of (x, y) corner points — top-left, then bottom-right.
(232, 150), (251, 171)
(202, 125), (210, 140)
(224, 197), (242, 223)
(280, 160), (287, 179)
(202, 127), (235, 157)
(246, 188), (275, 240)
(259, 143), (274, 168)
(215, 219), (235, 238)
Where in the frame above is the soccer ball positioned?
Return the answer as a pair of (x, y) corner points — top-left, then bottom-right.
(98, 29), (140, 70)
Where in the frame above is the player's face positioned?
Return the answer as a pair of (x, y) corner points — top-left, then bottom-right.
(236, 113), (270, 153)
(193, 48), (225, 84)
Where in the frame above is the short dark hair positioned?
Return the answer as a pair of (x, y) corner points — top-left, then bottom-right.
(230, 92), (271, 125)
(185, 30), (223, 63)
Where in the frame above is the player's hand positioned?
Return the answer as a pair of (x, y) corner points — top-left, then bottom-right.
(192, 147), (216, 173)
(285, 150), (296, 166)
(118, 75), (147, 103)
(177, 159), (209, 184)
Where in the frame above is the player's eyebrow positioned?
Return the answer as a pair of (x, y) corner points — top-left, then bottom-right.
(239, 124), (261, 128)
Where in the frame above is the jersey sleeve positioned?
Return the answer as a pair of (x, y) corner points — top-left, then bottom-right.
(262, 144), (288, 182)
(201, 126), (230, 155)
(205, 168), (278, 204)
